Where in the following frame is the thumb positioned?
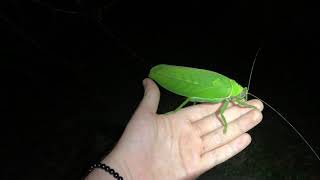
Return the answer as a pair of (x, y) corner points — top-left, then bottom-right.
(136, 78), (160, 114)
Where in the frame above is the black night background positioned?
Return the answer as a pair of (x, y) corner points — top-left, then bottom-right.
(1, 1), (320, 179)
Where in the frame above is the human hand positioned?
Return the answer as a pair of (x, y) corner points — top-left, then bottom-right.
(86, 78), (263, 180)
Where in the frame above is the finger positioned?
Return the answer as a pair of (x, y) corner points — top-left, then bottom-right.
(174, 102), (233, 123)
(136, 78), (160, 114)
(201, 109), (262, 153)
(200, 133), (251, 173)
(191, 99), (263, 136)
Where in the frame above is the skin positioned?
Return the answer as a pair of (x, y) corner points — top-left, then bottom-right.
(86, 78), (263, 180)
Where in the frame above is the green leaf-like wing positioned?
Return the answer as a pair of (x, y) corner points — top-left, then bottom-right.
(149, 64), (232, 99)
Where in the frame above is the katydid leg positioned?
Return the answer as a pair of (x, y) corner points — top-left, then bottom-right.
(174, 98), (190, 112)
(220, 99), (230, 134)
(234, 98), (258, 110)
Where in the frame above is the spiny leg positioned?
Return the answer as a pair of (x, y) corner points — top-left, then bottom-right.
(220, 100), (230, 134)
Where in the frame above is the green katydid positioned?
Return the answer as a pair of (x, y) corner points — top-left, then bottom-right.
(148, 48), (320, 161)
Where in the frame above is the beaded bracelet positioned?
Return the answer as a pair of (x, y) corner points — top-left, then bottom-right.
(88, 162), (123, 180)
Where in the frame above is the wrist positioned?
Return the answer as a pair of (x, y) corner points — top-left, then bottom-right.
(101, 154), (133, 180)
(85, 153), (132, 180)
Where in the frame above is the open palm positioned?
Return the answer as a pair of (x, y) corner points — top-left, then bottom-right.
(87, 78), (263, 180)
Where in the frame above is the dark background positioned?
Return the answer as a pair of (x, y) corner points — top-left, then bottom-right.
(1, 0), (319, 179)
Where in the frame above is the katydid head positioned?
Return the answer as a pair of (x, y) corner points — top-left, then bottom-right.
(231, 48), (260, 102)
(240, 87), (248, 101)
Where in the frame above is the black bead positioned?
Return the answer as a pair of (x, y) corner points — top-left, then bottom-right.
(113, 172), (119, 178)
(88, 163), (122, 179)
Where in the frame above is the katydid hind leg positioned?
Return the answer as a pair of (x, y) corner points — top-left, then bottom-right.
(165, 98), (190, 114)
(173, 97), (190, 112)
